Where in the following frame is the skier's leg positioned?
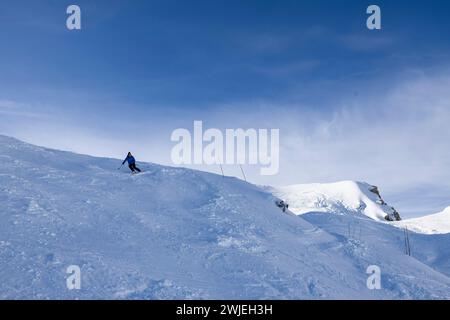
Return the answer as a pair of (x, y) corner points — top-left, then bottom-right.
(128, 164), (135, 172)
(134, 165), (141, 172)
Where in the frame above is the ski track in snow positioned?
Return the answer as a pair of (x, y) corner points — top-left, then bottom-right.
(0, 135), (449, 299)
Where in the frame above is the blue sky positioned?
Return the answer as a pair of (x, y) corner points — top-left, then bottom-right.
(1, 0), (450, 217)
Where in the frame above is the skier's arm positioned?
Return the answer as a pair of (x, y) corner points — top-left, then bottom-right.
(122, 156), (128, 165)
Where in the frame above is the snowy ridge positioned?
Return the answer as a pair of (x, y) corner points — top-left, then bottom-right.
(395, 207), (450, 235)
(267, 181), (401, 221)
(0, 135), (449, 299)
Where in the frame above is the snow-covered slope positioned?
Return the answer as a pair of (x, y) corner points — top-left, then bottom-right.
(395, 207), (450, 234)
(267, 181), (401, 221)
(0, 135), (449, 299)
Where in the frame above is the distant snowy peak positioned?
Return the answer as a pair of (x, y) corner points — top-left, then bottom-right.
(268, 181), (401, 221)
(395, 207), (450, 234)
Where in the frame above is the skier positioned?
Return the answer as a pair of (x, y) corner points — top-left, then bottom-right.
(122, 152), (142, 173)
(276, 200), (289, 213)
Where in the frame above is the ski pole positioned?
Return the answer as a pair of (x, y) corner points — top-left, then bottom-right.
(117, 164), (123, 170)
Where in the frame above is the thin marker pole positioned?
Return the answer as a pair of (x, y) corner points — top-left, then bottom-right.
(239, 164), (247, 182)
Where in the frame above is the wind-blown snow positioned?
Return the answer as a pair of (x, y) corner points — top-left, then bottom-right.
(0, 135), (449, 299)
(267, 181), (400, 221)
(395, 207), (450, 235)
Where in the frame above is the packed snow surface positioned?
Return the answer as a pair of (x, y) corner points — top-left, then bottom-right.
(0, 135), (449, 299)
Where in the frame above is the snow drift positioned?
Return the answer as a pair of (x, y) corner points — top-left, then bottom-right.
(395, 207), (450, 234)
(0, 135), (449, 299)
(267, 181), (401, 221)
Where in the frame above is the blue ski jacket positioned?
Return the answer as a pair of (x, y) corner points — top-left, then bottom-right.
(122, 155), (136, 165)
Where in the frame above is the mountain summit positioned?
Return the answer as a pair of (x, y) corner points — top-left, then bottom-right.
(268, 181), (401, 221)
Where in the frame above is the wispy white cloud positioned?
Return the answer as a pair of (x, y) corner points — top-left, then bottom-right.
(183, 68), (450, 217)
(236, 25), (330, 55)
(0, 99), (50, 118)
(0, 100), (23, 109)
(253, 59), (321, 77)
(338, 33), (396, 52)
(271, 70), (450, 216)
